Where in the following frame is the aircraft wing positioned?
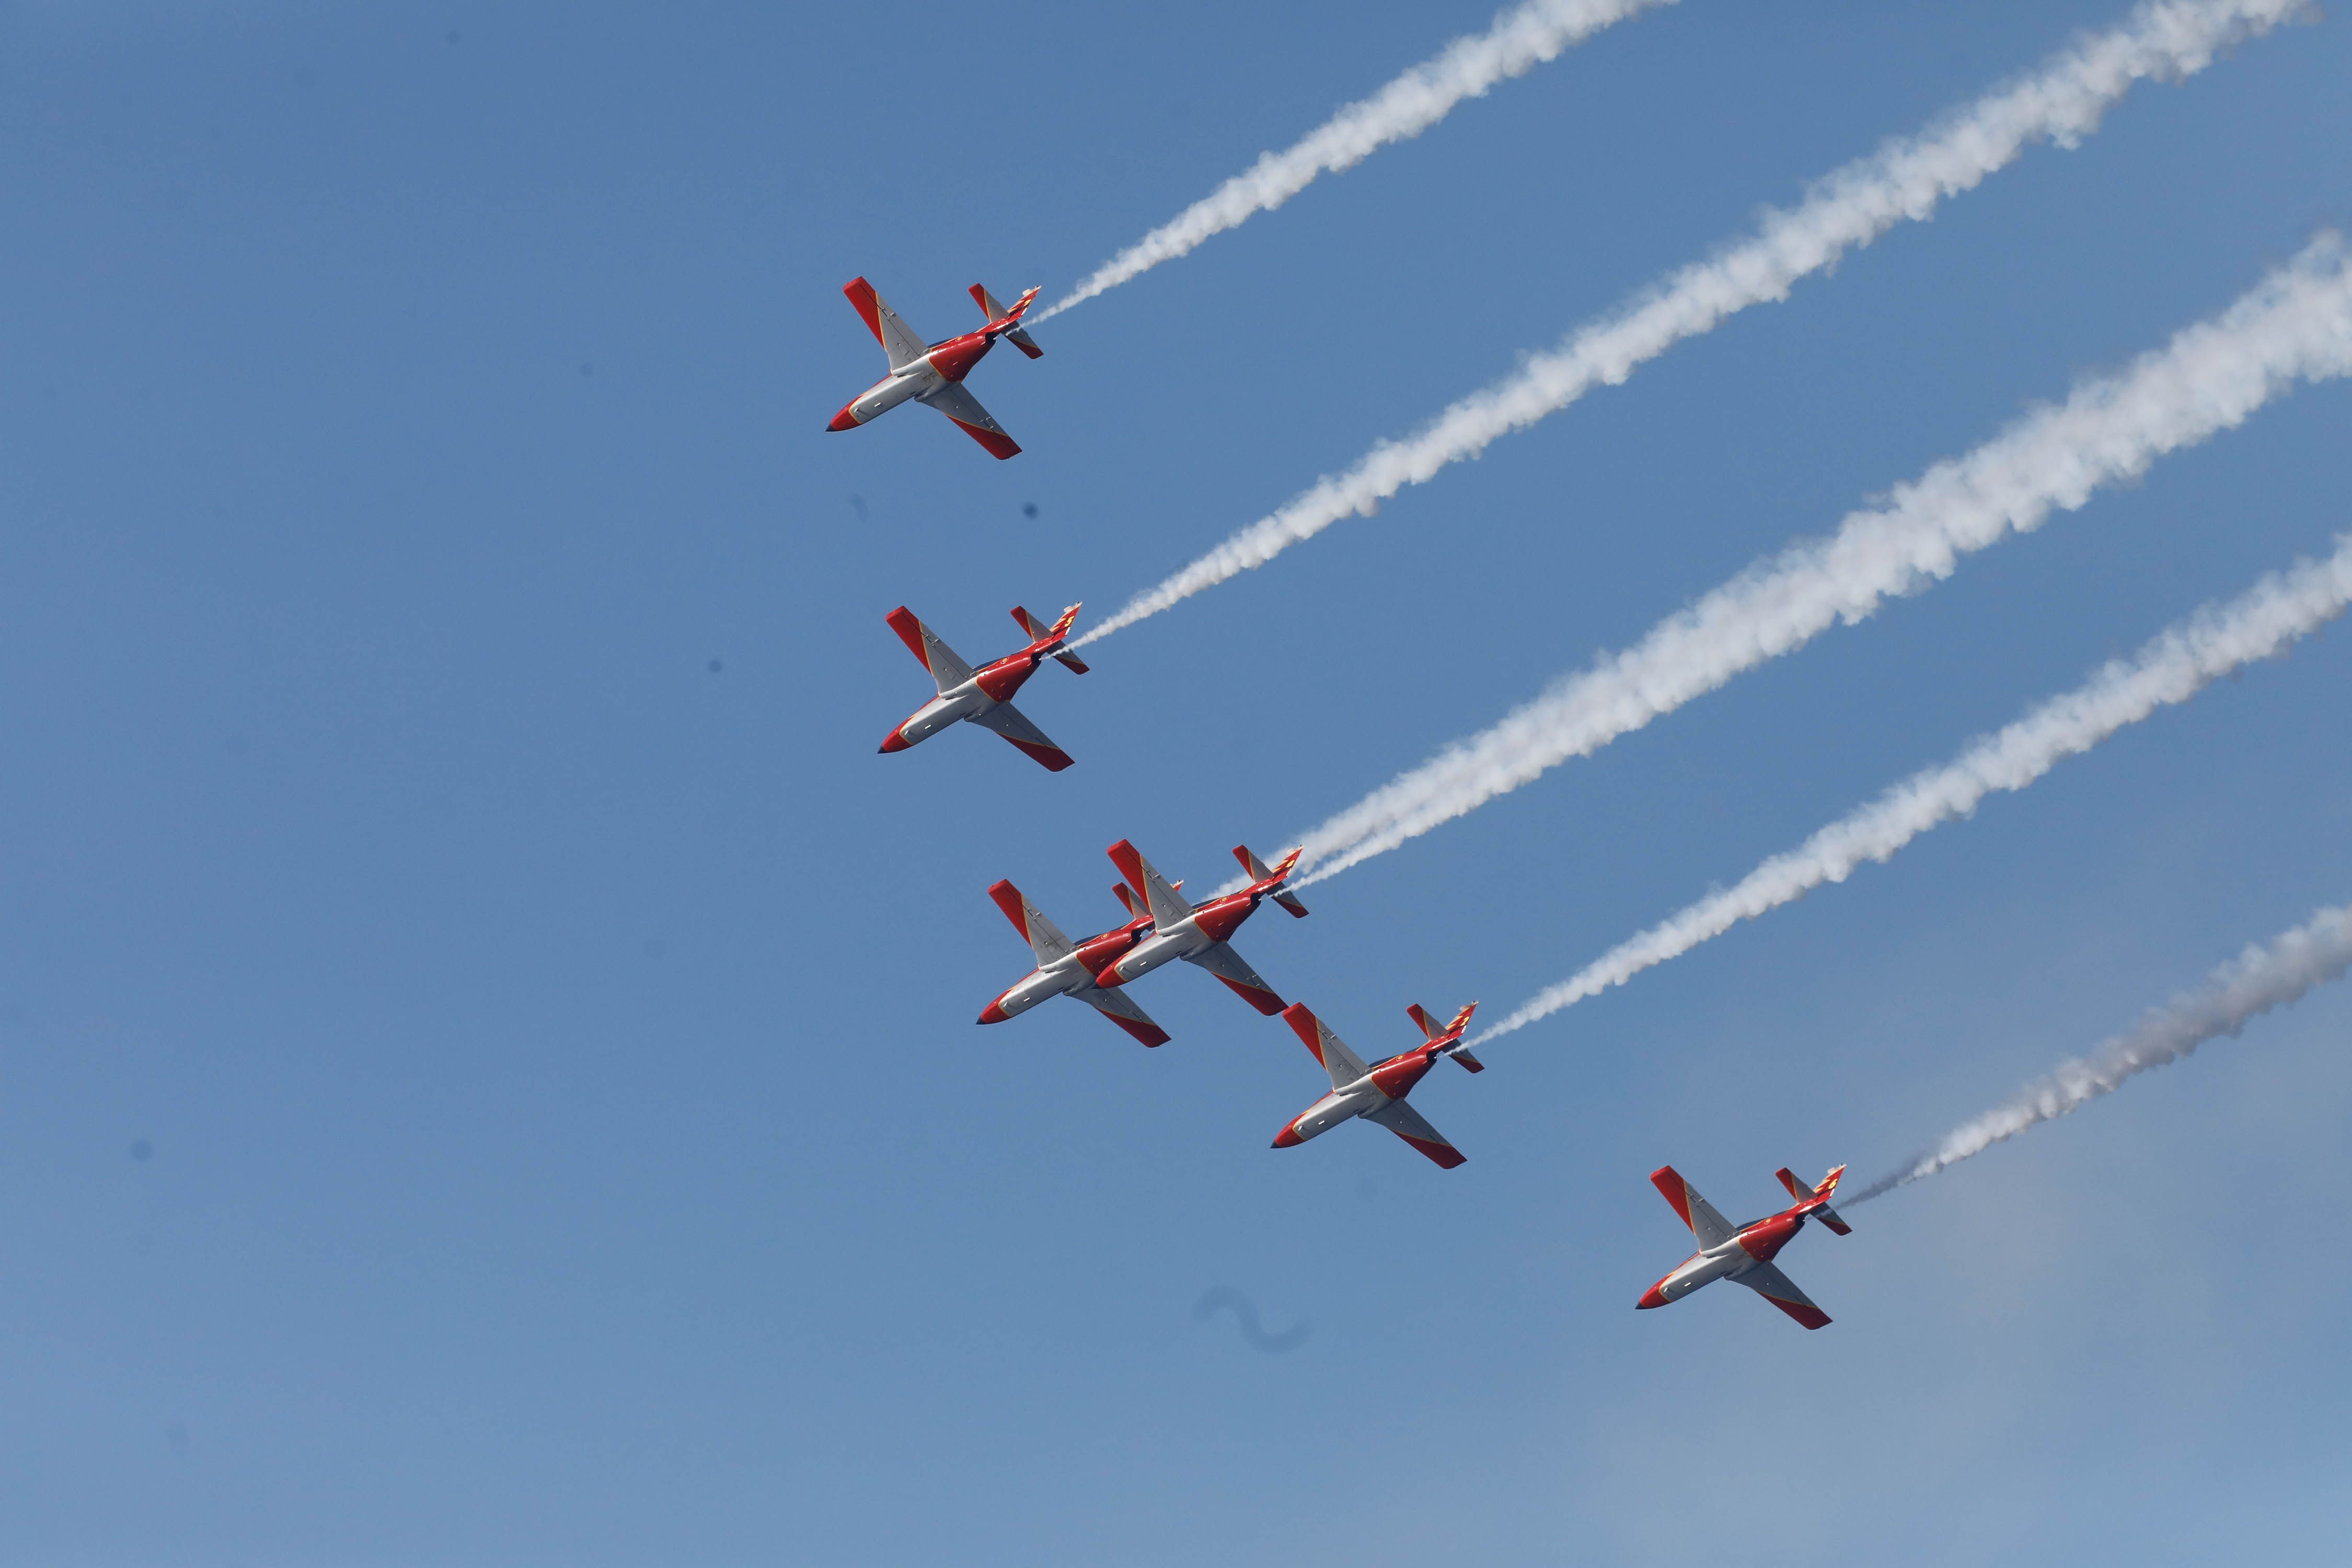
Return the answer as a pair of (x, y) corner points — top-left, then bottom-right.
(1069, 986), (1171, 1047)
(1180, 941), (1284, 1015)
(1364, 1097), (1467, 1170)
(1732, 1261), (1831, 1330)
(919, 381), (1022, 460)
(967, 700), (1074, 771)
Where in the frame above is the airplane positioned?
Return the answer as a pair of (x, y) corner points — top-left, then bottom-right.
(880, 603), (1088, 771)
(1094, 841), (1308, 1015)
(827, 278), (1042, 459)
(1638, 1165), (1853, 1330)
(1271, 1000), (1483, 1169)
(978, 879), (1170, 1046)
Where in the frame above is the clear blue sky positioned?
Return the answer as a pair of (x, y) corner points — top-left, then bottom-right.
(3, 4), (2349, 1563)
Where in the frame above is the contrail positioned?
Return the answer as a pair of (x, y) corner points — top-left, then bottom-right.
(1849, 901), (2352, 1204)
(1035, 0), (1675, 322)
(1073, 0), (2305, 648)
(1272, 231), (2352, 891)
(1473, 535), (2352, 1045)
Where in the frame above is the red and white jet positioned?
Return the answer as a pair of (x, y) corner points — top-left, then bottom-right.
(1272, 1001), (1483, 1169)
(880, 603), (1088, 771)
(827, 278), (1042, 459)
(978, 880), (1170, 1047)
(1095, 841), (1307, 1016)
(1639, 1165), (1853, 1330)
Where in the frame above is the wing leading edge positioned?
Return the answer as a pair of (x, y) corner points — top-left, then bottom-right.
(1733, 1261), (1831, 1330)
(1364, 1098), (1466, 1169)
(920, 382), (1021, 460)
(968, 701), (1073, 771)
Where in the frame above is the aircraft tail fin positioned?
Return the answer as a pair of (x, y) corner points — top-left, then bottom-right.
(1408, 1001), (1484, 1072)
(972, 283), (1044, 358)
(1232, 844), (1308, 918)
(1109, 840), (1195, 929)
(1775, 1165), (1853, 1235)
(1281, 1002), (1372, 1091)
(987, 880), (1076, 966)
(1012, 604), (1089, 674)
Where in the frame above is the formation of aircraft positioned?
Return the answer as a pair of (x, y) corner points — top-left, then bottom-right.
(841, 280), (1864, 1332)
(880, 603), (1087, 771)
(1639, 1165), (1852, 1329)
(1272, 1000), (1483, 1168)
(827, 279), (1042, 459)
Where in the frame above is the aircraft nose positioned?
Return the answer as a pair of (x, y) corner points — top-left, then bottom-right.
(1271, 1123), (1303, 1149)
(827, 406), (860, 432)
(878, 728), (909, 754)
(1636, 1283), (1669, 1310)
(977, 1000), (1010, 1024)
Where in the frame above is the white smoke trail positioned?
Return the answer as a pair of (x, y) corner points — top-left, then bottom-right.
(1849, 901), (2352, 1203)
(1074, 0), (2304, 648)
(1474, 536), (2352, 1044)
(1035, 0), (1674, 322)
(1271, 232), (2352, 890)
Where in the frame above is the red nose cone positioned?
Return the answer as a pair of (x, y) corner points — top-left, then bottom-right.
(1271, 1122), (1303, 1149)
(1636, 1283), (1669, 1310)
(878, 728), (909, 754)
(977, 1000), (1010, 1024)
(828, 405), (860, 432)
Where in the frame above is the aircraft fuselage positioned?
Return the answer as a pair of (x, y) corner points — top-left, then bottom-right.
(1098, 890), (1264, 986)
(1273, 1046), (1440, 1147)
(1640, 1212), (1806, 1309)
(882, 647), (1048, 754)
(980, 917), (1154, 1023)
(831, 329), (997, 431)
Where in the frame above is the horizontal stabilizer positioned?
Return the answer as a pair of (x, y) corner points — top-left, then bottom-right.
(1232, 844), (1308, 918)
(972, 283), (1044, 358)
(1012, 606), (1090, 674)
(1777, 1164), (1853, 1235)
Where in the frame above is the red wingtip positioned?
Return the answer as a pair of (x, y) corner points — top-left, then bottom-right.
(986, 880), (1031, 939)
(884, 606), (929, 669)
(1280, 1003), (1324, 1063)
(843, 277), (884, 346)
